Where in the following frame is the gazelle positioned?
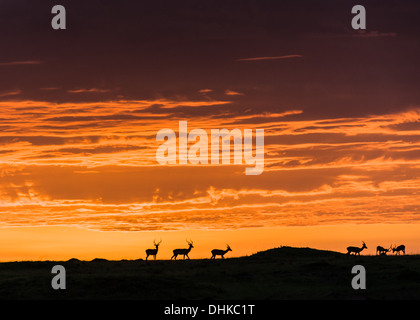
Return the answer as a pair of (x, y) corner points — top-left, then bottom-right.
(210, 244), (232, 259)
(145, 239), (162, 260)
(376, 245), (391, 255)
(171, 239), (194, 260)
(346, 241), (367, 255)
(392, 244), (405, 255)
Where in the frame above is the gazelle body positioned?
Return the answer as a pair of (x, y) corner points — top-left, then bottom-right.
(171, 240), (194, 260)
(211, 245), (232, 259)
(376, 245), (390, 255)
(392, 244), (405, 255)
(346, 241), (367, 255)
(146, 239), (162, 260)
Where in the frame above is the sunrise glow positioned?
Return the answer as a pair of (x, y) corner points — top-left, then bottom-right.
(1, 1), (419, 261)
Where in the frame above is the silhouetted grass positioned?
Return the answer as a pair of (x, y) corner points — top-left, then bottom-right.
(1, 246), (419, 299)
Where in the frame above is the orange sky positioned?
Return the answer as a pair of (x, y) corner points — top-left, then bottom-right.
(0, 1), (420, 261)
(1, 224), (419, 262)
(0, 99), (419, 260)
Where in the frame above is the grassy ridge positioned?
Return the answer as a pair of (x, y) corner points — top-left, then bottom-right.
(1, 246), (420, 299)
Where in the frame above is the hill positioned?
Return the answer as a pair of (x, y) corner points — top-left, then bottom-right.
(0, 246), (419, 299)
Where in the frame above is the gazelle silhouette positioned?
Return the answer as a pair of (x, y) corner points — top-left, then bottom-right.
(376, 245), (391, 255)
(210, 244), (232, 259)
(392, 244), (405, 255)
(171, 239), (194, 260)
(146, 239), (162, 260)
(346, 241), (367, 255)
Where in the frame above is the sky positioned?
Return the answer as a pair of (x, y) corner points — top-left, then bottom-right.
(0, 0), (419, 260)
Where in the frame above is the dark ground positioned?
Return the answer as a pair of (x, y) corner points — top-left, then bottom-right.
(0, 246), (419, 300)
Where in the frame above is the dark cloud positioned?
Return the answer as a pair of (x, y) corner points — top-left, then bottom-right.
(0, 135), (102, 146)
(0, 0), (418, 118)
(236, 55), (303, 61)
(56, 145), (146, 155)
(0, 1), (420, 232)
(387, 121), (420, 131)
(0, 60), (42, 66)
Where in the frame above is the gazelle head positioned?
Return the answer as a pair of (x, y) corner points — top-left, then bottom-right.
(153, 238), (162, 248)
(226, 244), (232, 252)
(187, 239), (194, 248)
(362, 241), (367, 249)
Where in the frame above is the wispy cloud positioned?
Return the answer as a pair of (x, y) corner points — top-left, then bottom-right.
(0, 90), (21, 97)
(236, 55), (303, 62)
(225, 89), (243, 96)
(351, 30), (397, 38)
(0, 60), (43, 66)
(0, 99), (419, 232)
(68, 88), (112, 93)
(158, 100), (230, 109)
(199, 89), (213, 93)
